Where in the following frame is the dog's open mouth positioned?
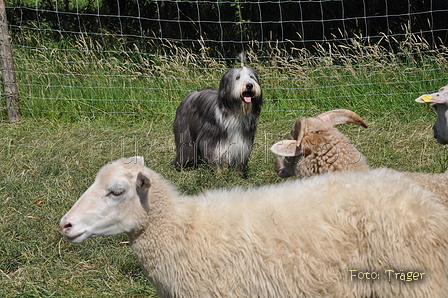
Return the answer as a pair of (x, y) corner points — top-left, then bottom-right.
(242, 91), (253, 103)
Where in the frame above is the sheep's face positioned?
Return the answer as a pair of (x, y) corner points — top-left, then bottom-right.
(416, 85), (448, 144)
(271, 121), (341, 178)
(433, 103), (448, 144)
(60, 157), (149, 244)
(270, 118), (314, 178)
(273, 155), (297, 178)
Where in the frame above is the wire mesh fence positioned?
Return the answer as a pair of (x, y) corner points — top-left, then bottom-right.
(1, 0), (448, 120)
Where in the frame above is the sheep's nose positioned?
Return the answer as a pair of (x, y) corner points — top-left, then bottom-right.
(273, 161), (282, 173)
(60, 221), (72, 234)
(246, 83), (253, 90)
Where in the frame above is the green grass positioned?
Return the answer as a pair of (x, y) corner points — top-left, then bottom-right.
(7, 31), (447, 123)
(1, 35), (448, 297)
(1, 113), (448, 297)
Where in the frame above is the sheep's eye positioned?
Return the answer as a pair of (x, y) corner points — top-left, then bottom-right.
(109, 190), (125, 196)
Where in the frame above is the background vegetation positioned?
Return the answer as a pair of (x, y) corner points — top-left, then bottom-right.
(1, 1), (448, 296)
(7, 0), (448, 55)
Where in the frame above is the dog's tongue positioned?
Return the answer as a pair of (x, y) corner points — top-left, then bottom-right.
(243, 96), (252, 103)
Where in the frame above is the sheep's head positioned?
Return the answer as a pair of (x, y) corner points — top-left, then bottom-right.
(416, 84), (448, 145)
(60, 156), (151, 244)
(270, 109), (367, 178)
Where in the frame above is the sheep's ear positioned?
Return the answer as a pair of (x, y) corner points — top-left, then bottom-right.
(135, 156), (145, 166)
(415, 94), (448, 104)
(136, 172), (151, 211)
(270, 140), (301, 157)
(136, 172), (151, 190)
(126, 156), (145, 165)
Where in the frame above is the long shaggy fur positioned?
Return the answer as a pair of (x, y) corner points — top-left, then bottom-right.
(173, 55), (262, 173)
(62, 158), (448, 297)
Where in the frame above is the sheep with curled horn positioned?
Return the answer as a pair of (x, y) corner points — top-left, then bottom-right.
(271, 109), (369, 178)
(270, 109), (448, 211)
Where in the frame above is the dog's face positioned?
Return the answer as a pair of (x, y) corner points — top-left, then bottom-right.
(218, 66), (262, 114)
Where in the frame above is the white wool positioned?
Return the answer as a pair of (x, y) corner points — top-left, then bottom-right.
(61, 157), (448, 298)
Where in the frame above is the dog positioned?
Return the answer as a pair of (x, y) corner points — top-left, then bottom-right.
(173, 53), (263, 175)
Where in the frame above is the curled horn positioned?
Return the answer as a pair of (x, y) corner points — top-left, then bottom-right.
(292, 117), (307, 147)
(316, 109), (367, 128)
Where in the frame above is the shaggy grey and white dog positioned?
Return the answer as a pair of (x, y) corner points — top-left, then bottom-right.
(173, 53), (263, 175)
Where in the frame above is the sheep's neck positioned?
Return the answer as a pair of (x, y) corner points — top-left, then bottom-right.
(128, 183), (191, 292)
(129, 186), (178, 251)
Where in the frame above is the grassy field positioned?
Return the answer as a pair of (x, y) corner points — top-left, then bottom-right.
(1, 37), (448, 297)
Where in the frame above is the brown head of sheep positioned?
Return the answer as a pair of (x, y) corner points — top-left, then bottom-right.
(270, 109), (369, 178)
(415, 84), (448, 145)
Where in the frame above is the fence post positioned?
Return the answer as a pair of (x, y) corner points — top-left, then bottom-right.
(0, 0), (19, 122)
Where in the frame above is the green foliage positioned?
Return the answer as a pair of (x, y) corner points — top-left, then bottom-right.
(7, 0), (447, 57)
(1, 31), (448, 297)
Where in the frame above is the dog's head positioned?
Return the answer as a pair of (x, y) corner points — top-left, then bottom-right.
(218, 66), (262, 115)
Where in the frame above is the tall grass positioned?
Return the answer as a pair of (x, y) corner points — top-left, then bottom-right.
(1, 31), (448, 297)
(7, 31), (448, 122)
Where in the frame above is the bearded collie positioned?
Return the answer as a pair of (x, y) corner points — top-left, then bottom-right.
(173, 53), (262, 175)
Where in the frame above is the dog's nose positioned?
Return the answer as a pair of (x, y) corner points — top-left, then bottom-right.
(246, 83), (253, 90)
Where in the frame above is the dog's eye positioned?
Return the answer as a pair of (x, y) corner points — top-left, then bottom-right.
(236, 75), (240, 80)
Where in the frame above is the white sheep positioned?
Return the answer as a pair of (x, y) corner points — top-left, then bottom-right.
(270, 109), (369, 178)
(404, 170), (448, 206)
(415, 84), (448, 144)
(60, 157), (448, 297)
